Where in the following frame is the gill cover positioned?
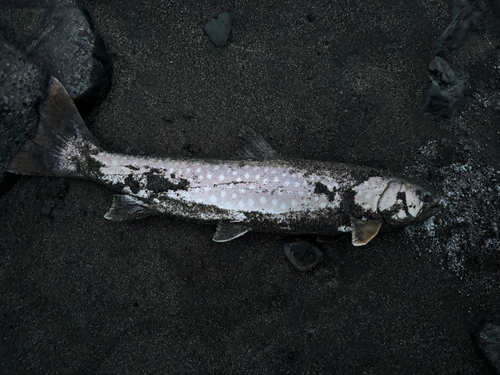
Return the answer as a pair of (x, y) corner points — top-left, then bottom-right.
(378, 177), (438, 225)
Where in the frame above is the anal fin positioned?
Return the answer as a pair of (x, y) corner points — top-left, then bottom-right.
(213, 222), (251, 242)
(350, 218), (382, 246)
(104, 195), (156, 221)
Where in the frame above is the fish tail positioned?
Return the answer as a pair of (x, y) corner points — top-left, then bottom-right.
(7, 77), (101, 178)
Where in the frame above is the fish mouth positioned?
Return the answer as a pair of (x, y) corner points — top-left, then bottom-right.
(420, 202), (441, 220)
(427, 204), (441, 216)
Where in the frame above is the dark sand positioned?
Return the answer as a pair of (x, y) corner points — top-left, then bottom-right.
(1, 1), (499, 373)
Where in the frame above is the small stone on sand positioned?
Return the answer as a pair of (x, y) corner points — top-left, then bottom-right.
(474, 318), (500, 373)
(284, 242), (323, 272)
(204, 13), (231, 47)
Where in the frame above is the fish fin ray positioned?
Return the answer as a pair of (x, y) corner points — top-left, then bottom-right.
(350, 218), (382, 246)
(235, 126), (278, 160)
(7, 77), (100, 177)
(104, 195), (156, 221)
(213, 222), (251, 242)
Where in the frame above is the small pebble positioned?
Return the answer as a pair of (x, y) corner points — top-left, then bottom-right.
(204, 13), (231, 47)
(474, 318), (500, 374)
(284, 242), (323, 272)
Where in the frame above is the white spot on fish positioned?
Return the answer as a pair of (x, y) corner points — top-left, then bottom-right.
(231, 193), (237, 199)
(237, 177), (242, 182)
(196, 167), (201, 173)
(244, 173), (250, 179)
(284, 181), (290, 187)
(272, 199), (278, 206)
(210, 195), (218, 203)
(255, 174), (260, 180)
(249, 184), (256, 190)
(247, 198), (254, 207)
(232, 170), (237, 175)
(238, 200), (245, 208)
(239, 189), (245, 194)
(263, 179), (268, 184)
(207, 173), (212, 179)
(294, 182), (300, 188)
(218, 174), (225, 181)
(273, 177), (279, 183)
(259, 197), (267, 204)
(280, 203), (287, 210)
(214, 166), (220, 171)
(319, 202), (327, 209)
(314, 196), (319, 202)
(220, 191), (226, 198)
(186, 168), (191, 173)
(291, 200), (297, 207)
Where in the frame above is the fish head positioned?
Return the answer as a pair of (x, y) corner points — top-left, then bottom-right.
(378, 176), (441, 225)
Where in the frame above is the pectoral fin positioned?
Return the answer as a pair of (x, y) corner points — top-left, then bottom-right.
(350, 218), (382, 246)
(104, 195), (156, 221)
(213, 222), (251, 242)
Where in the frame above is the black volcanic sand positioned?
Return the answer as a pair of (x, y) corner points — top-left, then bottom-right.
(1, 1), (500, 373)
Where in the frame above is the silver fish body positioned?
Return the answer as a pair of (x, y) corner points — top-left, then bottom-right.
(8, 78), (441, 245)
(90, 152), (389, 233)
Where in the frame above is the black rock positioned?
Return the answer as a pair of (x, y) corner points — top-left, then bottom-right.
(474, 318), (500, 374)
(204, 13), (231, 47)
(284, 242), (324, 272)
(0, 33), (46, 186)
(0, 0), (112, 110)
(433, 0), (482, 52)
(424, 56), (467, 119)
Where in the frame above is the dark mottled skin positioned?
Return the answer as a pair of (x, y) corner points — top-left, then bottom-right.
(124, 175), (141, 194)
(144, 171), (189, 192)
(314, 182), (336, 202)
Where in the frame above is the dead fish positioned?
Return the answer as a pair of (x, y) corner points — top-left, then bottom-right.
(8, 78), (441, 245)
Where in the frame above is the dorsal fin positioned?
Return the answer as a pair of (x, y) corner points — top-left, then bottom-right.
(235, 127), (278, 160)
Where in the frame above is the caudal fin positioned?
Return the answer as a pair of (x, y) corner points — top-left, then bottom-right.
(7, 77), (101, 178)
